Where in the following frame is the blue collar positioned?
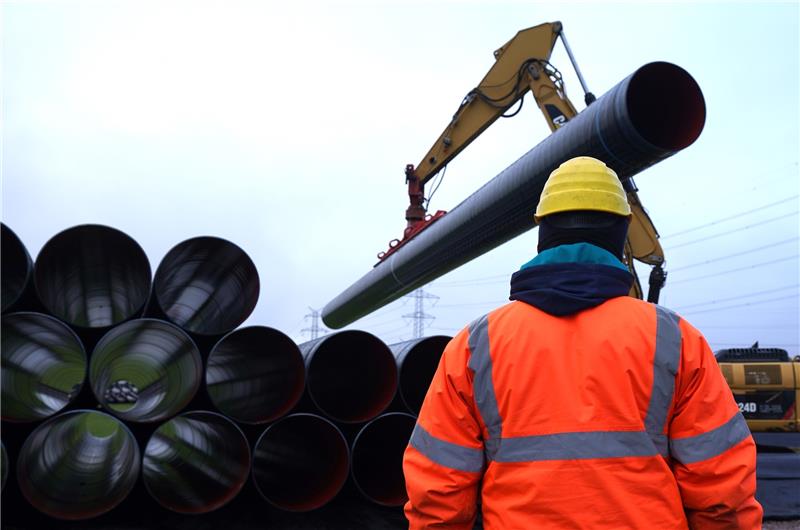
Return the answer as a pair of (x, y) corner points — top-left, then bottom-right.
(520, 243), (628, 271)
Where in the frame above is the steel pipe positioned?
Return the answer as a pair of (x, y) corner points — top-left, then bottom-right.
(1, 440), (7, 491)
(143, 411), (250, 514)
(34, 224), (152, 329)
(351, 412), (416, 506)
(1, 224), (35, 313)
(1, 312), (87, 422)
(16, 410), (140, 520)
(151, 236), (259, 336)
(90, 318), (202, 423)
(391, 335), (451, 414)
(206, 326), (305, 424)
(252, 413), (349, 512)
(299, 331), (398, 423)
(323, 62), (706, 328)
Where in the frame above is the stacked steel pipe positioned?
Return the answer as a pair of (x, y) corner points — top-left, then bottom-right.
(2, 60), (706, 525)
(1, 222), (444, 526)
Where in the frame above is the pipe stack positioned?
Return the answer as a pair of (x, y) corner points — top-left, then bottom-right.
(1, 222), (445, 526)
(2, 60), (706, 526)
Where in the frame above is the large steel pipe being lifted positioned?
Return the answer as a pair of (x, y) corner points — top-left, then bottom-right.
(1, 312), (87, 422)
(143, 411), (250, 514)
(299, 331), (398, 423)
(151, 236), (259, 336)
(16, 410), (140, 520)
(252, 413), (349, 512)
(1, 224), (36, 313)
(34, 224), (152, 330)
(90, 319), (202, 423)
(323, 62), (706, 328)
(206, 326), (305, 424)
(391, 335), (452, 414)
(351, 412), (416, 507)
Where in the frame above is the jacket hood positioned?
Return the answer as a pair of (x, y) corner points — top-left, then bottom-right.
(509, 243), (634, 316)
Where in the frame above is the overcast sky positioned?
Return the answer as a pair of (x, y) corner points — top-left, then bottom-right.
(3, 1), (798, 354)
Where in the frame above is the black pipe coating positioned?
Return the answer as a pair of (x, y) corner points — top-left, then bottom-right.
(391, 335), (451, 414)
(298, 331), (398, 423)
(206, 326), (305, 424)
(1, 312), (87, 422)
(34, 224), (152, 329)
(151, 236), (259, 336)
(252, 413), (349, 512)
(90, 318), (202, 423)
(351, 412), (416, 507)
(1, 224), (35, 313)
(142, 411), (250, 514)
(16, 410), (140, 520)
(322, 62), (706, 328)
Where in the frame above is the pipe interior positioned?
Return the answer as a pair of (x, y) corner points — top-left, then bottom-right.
(153, 237), (259, 336)
(351, 413), (416, 506)
(207, 327), (305, 424)
(1, 441), (7, 491)
(90, 319), (202, 422)
(1, 312), (87, 422)
(399, 336), (450, 414)
(143, 412), (250, 514)
(307, 331), (398, 423)
(253, 414), (349, 512)
(1, 224), (32, 312)
(34, 225), (151, 328)
(17, 410), (140, 520)
(626, 62), (706, 151)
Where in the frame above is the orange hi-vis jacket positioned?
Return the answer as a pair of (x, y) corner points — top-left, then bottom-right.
(403, 297), (762, 529)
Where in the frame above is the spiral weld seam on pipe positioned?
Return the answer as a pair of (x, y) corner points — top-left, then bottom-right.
(252, 413), (351, 512)
(1, 312), (88, 423)
(16, 409), (141, 521)
(150, 236), (260, 338)
(298, 330), (399, 424)
(321, 61), (707, 328)
(33, 224), (152, 333)
(206, 326), (306, 425)
(142, 410), (251, 515)
(89, 318), (203, 423)
(390, 335), (452, 415)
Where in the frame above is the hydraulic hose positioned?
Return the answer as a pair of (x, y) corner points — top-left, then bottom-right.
(142, 411), (250, 514)
(322, 62), (706, 328)
(151, 236), (259, 336)
(252, 413), (349, 512)
(1, 312), (87, 422)
(391, 335), (451, 414)
(16, 410), (140, 520)
(34, 224), (151, 329)
(299, 331), (397, 423)
(350, 412), (416, 506)
(206, 326), (305, 424)
(90, 318), (202, 423)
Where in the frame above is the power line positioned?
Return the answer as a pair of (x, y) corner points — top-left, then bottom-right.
(668, 255), (798, 285)
(403, 288), (439, 339)
(680, 294), (798, 316)
(301, 307), (328, 340)
(665, 211), (798, 250)
(662, 195), (799, 239)
(670, 238), (799, 272)
(672, 284), (799, 311)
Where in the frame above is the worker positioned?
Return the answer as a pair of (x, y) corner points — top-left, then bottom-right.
(403, 156), (762, 529)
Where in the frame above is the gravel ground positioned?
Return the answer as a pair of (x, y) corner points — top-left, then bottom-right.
(763, 520), (800, 529)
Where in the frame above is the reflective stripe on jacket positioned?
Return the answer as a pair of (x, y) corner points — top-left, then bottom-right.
(403, 297), (762, 529)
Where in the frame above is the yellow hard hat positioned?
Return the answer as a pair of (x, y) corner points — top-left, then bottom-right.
(535, 156), (632, 221)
